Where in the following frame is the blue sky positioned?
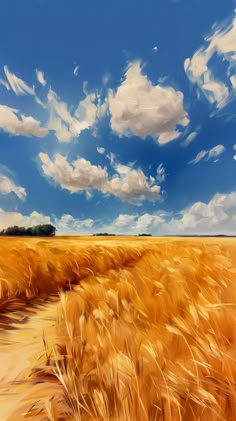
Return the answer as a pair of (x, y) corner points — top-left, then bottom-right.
(0, 0), (236, 234)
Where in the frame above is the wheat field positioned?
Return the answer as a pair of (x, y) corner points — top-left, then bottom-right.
(1, 236), (236, 420)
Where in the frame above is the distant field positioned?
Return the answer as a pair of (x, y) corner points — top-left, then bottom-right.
(1, 236), (236, 420)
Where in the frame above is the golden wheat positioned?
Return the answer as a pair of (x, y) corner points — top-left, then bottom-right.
(0, 236), (147, 312)
(1, 237), (236, 420)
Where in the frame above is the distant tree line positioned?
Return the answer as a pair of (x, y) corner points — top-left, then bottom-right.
(92, 233), (153, 237)
(93, 233), (116, 236)
(0, 224), (56, 236)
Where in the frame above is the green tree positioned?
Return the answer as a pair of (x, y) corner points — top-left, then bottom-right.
(0, 224), (56, 236)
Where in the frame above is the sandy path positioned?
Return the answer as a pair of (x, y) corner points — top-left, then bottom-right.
(0, 298), (59, 421)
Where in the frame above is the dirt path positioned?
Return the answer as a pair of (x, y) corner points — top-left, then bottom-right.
(0, 298), (59, 421)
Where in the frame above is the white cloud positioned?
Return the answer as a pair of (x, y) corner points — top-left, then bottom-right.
(39, 153), (161, 203)
(105, 212), (165, 234)
(36, 69), (46, 86)
(97, 146), (106, 154)
(0, 209), (94, 233)
(102, 73), (110, 86)
(4, 66), (35, 96)
(73, 65), (80, 77)
(0, 65), (104, 142)
(182, 131), (198, 147)
(0, 209), (51, 230)
(153, 46), (158, 53)
(108, 61), (189, 144)
(109, 162), (161, 202)
(75, 92), (98, 125)
(207, 144), (225, 160)
(1, 190), (236, 236)
(189, 150), (208, 165)
(47, 89), (99, 143)
(39, 152), (110, 193)
(112, 214), (137, 227)
(85, 191), (93, 200)
(106, 152), (116, 165)
(233, 144), (236, 151)
(189, 144), (225, 165)
(0, 174), (26, 200)
(184, 17), (236, 109)
(0, 105), (48, 137)
(163, 191), (236, 235)
(0, 78), (10, 91)
(54, 214), (93, 232)
(106, 191), (236, 235)
(156, 163), (166, 183)
(233, 155), (236, 160)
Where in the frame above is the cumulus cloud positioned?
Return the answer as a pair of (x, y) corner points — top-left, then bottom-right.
(39, 153), (162, 203)
(106, 191), (236, 235)
(0, 209), (94, 233)
(97, 146), (106, 154)
(36, 69), (46, 86)
(111, 213), (164, 234)
(184, 17), (236, 109)
(189, 144), (225, 165)
(39, 153), (108, 192)
(108, 162), (161, 202)
(108, 61), (189, 144)
(163, 191), (236, 235)
(0, 105), (48, 137)
(0, 174), (26, 200)
(0, 209), (51, 230)
(4, 65), (35, 96)
(54, 214), (93, 232)
(233, 144), (236, 151)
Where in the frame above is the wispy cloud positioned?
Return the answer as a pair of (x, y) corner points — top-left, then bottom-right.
(102, 73), (110, 86)
(185, 16), (236, 110)
(0, 173), (26, 200)
(182, 131), (198, 147)
(156, 163), (166, 183)
(106, 152), (116, 165)
(4, 65), (35, 96)
(0, 65), (104, 142)
(36, 69), (46, 86)
(189, 144), (226, 165)
(46, 89), (99, 142)
(0, 78), (10, 91)
(97, 146), (106, 154)
(73, 64), (80, 77)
